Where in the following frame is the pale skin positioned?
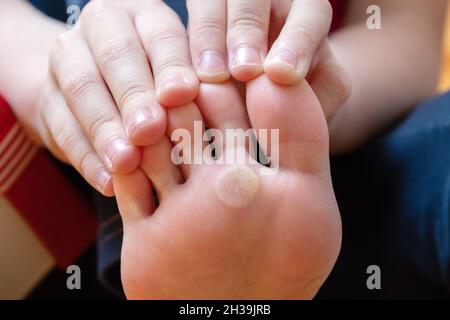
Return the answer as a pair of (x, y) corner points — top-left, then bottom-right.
(0, 0), (446, 298)
(329, 0), (447, 153)
(0, 0), (445, 194)
(115, 75), (342, 299)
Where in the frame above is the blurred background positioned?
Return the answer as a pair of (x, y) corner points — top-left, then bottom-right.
(439, 6), (450, 91)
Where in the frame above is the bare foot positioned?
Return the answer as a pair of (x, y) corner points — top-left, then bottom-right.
(114, 75), (342, 299)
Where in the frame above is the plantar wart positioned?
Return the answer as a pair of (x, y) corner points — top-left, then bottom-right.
(215, 165), (259, 208)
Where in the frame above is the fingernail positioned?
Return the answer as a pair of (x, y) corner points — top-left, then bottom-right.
(95, 168), (111, 193)
(159, 74), (188, 95)
(269, 48), (299, 70)
(128, 108), (153, 136)
(106, 137), (130, 169)
(231, 46), (262, 69)
(198, 50), (227, 76)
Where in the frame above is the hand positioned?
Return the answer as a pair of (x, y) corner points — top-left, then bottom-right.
(114, 75), (342, 299)
(187, 0), (351, 119)
(37, 0), (199, 196)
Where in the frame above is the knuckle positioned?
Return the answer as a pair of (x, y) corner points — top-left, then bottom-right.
(118, 82), (150, 109)
(52, 32), (71, 51)
(157, 56), (188, 74)
(50, 31), (77, 61)
(62, 72), (98, 102)
(54, 125), (81, 156)
(228, 8), (267, 33)
(189, 19), (226, 52)
(145, 27), (187, 47)
(77, 149), (96, 178)
(98, 38), (139, 66)
(291, 25), (316, 49)
(87, 114), (117, 142)
(190, 17), (226, 38)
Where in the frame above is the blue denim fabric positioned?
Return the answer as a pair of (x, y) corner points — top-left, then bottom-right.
(29, 0), (68, 21)
(377, 92), (450, 290)
(320, 91), (450, 298)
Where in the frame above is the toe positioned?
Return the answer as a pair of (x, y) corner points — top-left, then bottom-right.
(141, 137), (183, 201)
(114, 169), (155, 224)
(166, 103), (208, 178)
(246, 75), (329, 174)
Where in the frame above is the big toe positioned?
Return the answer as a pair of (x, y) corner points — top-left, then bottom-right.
(246, 75), (329, 174)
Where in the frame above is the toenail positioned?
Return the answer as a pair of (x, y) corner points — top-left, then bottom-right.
(215, 165), (259, 208)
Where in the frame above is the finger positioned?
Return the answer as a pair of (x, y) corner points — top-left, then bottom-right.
(268, 0), (292, 48)
(308, 41), (351, 119)
(140, 137), (183, 201)
(166, 103), (207, 178)
(114, 169), (155, 224)
(187, 0), (230, 83)
(50, 30), (140, 174)
(264, 0), (333, 85)
(135, 2), (199, 107)
(82, 3), (166, 146)
(40, 80), (114, 196)
(37, 98), (68, 164)
(227, 0), (271, 81)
